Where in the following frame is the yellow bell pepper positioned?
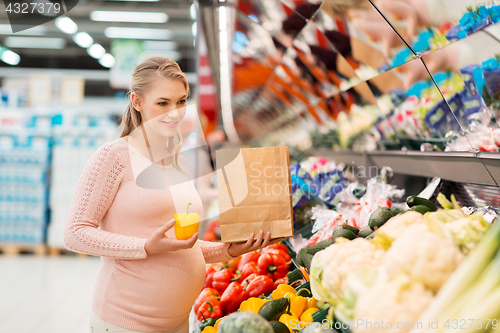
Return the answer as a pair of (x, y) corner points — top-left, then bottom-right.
(305, 297), (317, 310)
(173, 202), (200, 240)
(239, 297), (268, 313)
(201, 326), (217, 333)
(284, 292), (308, 318)
(271, 284), (297, 300)
(300, 307), (319, 324)
(279, 313), (301, 332)
(214, 316), (225, 330)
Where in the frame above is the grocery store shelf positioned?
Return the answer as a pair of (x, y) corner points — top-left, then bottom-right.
(308, 149), (500, 186)
(308, 149), (365, 166)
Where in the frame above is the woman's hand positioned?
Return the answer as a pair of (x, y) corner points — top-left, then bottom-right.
(227, 230), (285, 257)
(145, 219), (198, 255)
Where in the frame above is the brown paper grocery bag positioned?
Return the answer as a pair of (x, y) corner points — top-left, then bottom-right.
(216, 147), (294, 243)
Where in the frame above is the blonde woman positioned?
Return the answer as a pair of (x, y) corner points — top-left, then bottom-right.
(64, 57), (280, 333)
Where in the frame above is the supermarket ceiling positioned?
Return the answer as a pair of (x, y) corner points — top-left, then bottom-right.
(0, 0), (195, 72)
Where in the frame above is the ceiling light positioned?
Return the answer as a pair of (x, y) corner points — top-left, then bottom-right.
(55, 17), (78, 34)
(90, 11), (168, 23)
(192, 22), (197, 36)
(87, 43), (105, 59)
(1, 49), (20, 65)
(4, 36), (65, 49)
(99, 53), (115, 68)
(0, 24), (46, 35)
(142, 41), (177, 51)
(190, 3), (196, 20)
(73, 32), (93, 48)
(104, 27), (172, 40)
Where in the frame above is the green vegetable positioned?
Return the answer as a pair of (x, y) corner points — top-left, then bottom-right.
(258, 298), (289, 321)
(218, 312), (274, 333)
(436, 193), (460, 210)
(268, 321), (290, 333)
(332, 226), (358, 241)
(301, 253), (314, 271)
(368, 207), (399, 231)
(414, 215), (500, 332)
(312, 307), (329, 322)
(406, 196), (437, 211)
(297, 239), (335, 269)
(358, 226), (374, 238)
(296, 248), (309, 268)
(409, 205), (431, 214)
(199, 318), (217, 331)
(287, 269), (302, 284)
(296, 288), (311, 297)
(305, 239), (334, 255)
(340, 224), (360, 235)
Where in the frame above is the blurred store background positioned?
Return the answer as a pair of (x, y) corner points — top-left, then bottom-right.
(0, 0), (206, 254)
(2, 0), (500, 331)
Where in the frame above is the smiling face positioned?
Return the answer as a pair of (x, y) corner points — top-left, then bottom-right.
(131, 75), (188, 138)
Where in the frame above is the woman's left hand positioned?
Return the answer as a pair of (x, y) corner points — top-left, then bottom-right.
(227, 231), (284, 257)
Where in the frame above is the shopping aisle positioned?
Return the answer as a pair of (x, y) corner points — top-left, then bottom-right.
(0, 256), (101, 333)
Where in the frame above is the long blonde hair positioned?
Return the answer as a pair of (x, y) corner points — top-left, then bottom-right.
(120, 57), (190, 175)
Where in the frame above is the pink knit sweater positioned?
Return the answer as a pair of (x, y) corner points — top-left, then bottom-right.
(64, 138), (234, 332)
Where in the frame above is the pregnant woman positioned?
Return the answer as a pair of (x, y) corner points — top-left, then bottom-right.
(64, 57), (280, 333)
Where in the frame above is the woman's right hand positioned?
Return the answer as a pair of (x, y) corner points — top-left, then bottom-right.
(145, 219), (198, 255)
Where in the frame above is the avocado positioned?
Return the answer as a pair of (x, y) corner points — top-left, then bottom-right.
(305, 239), (334, 255)
(296, 247), (309, 268)
(406, 196), (437, 211)
(340, 224), (360, 235)
(269, 321), (290, 333)
(368, 207), (399, 231)
(358, 225), (374, 238)
(258, 298), (289, 321)
(409, 205), (431, 214)
(332, 226), (358, 241)
(301, 253), (314, 271)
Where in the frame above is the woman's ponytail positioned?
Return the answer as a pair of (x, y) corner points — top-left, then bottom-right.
(119, 100), (142, 138)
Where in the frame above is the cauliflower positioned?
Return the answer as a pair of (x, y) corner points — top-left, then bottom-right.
(310, 238), (385, 305)
(441, 215), (490, 253)
(335, 268), (387, 323)
(383, 223), (464, 293)
(354, 279), (434, 333)
(376, 211), (424, 240)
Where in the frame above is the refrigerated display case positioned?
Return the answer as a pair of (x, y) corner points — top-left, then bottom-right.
(198, 0), (500, 189)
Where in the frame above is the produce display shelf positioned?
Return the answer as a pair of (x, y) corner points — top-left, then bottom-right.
(309, 149), (500, 186)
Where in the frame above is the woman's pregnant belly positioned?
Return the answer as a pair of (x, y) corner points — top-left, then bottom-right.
(98, 244), (206, 328)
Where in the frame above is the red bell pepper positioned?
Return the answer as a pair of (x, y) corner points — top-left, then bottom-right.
(203, 267), (217, 289)
(197, 301), (222, 322)
(246, 275), (275, 298)
(239, 262), (259, 281)
(258, 253), (288, 281)
(212, 268), (240, 293)
(207, 262), (223, 271)
(263, 248), (291, 263)
(222, 256), (241, 273)
(273, 277), (289, 289)
(263, 242), (289, 254)
(241, 273), (257, 288)
(220, 281), (248, 314)
(237, 251), (261, 271)
(194, 288), (220, 315)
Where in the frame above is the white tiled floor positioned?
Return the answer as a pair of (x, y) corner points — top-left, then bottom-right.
(0, 255), (101, 333)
